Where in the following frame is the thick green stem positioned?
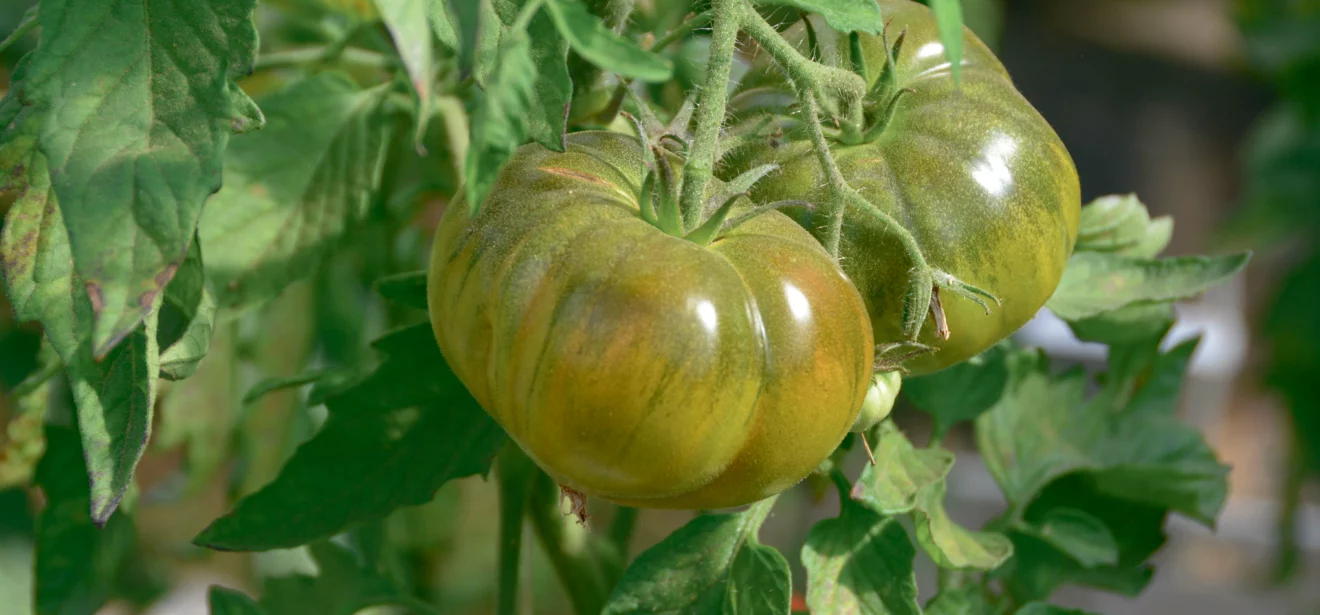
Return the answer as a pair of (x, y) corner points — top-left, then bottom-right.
(652, 11), (713, 51)
(828, 467), (853, 504)
(738, 3), (867, 110)
(801, 93), (849, 258)
(677, 0), (741, 231)
(497, 445), (536, 615)
(742, 495), (779, 530)
(528, 472), (614, 615)
(607, 505), (638, 562)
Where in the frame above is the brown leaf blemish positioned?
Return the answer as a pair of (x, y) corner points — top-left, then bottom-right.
(153, 263), (179, 289)
(85, 281), (104, 314)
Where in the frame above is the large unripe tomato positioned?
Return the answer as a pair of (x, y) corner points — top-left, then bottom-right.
(724, 0), (1081, 374)
(427, 131), (874, 509)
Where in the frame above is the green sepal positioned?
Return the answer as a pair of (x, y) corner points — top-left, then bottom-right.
(638, 171), (659, 227)
(653, 148), (683, 236)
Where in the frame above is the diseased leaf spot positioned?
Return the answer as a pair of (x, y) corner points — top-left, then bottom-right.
(86, 281), (104, 314)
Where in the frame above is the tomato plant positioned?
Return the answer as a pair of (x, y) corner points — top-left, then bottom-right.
(0, 0), (1255, 614)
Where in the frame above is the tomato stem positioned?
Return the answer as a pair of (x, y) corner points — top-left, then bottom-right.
(607, 505), (639, 561)
(800, 93), (851, 259)
(739, 4), (868, 121)
(828, 467), (854, 503)
(496, 444), (535, 615)
(528, 471), (613, 615)
(651, 10), (714, 52)
(677, 0), (741, 232)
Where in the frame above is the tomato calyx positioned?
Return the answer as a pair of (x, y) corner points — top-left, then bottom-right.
(839, 22), (916, 147)
(874, 340), (937, 374)
(624, 110), (810, 246)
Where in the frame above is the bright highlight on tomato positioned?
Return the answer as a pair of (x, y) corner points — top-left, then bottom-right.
(725, 0), (1082, 375)
(427, 131), (875, 509)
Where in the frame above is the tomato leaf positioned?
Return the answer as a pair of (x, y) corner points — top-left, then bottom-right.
(924, 588), (994, 615)
(1046, 251), (1251, 322)
(0, 359), (49, 489)
(494, 0), (573, 151)
(544, 0), (675, 81)
(852, 421), (953, 515)
(1090, 334), (1199, 418)
(975, 347), (1227, 526)
(912, 480), (1013, 570)
(903, 344), (1009, 440)
(1074, 194), (1172, 257)
(603, 499), (791, 614)
(22, 0), (257, 355)
(209, 587), (267, 615)
(240, 368), (357, 406)
(374, 0), (437, 147)
(72, 312), (161, 524)
(1065, 302), (1174, 346)
(1002, 476), (1166, 602)
(465, 31), (537, 215)
(0, 84), (59, 335)
(157, 239), (216, 381)
(194, 322), (505, 551)
(853, 422), (1010, 571)
(801, 499), (921, 615)
(199, 74), (394, 310)
(258, 541), (433, 615)
(1014, 508), (1118, 568)
(373, 271), (428, 310)
(33, 425), (137, 615)
(1, 86), (165, 524)
(754, 0), (883, 35)
(928, 0), (965, 85)
(471, 0), (504, 85)
(430, 0), (459, 52)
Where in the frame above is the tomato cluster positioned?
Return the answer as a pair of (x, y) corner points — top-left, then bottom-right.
(426, 0), (1079, 508)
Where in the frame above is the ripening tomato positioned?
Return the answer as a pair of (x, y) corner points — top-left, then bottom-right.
(427, 131), (874, 509)
(724, 0), (1081, 374)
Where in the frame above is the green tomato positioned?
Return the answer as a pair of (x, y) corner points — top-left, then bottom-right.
(724, 0), (1081, 375)
(851, 371), (901, 433)
(427, 131), (875, 509)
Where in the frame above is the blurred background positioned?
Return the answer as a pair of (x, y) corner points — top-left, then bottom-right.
(1, 0), (1318, 613)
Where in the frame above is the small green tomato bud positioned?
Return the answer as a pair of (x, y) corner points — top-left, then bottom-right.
(850, 371), (901, 433)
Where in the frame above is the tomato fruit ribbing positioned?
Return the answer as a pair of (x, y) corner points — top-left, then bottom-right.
(428, 131), (875, 509)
